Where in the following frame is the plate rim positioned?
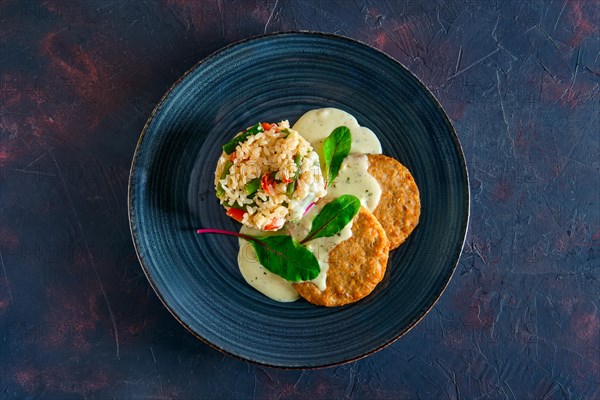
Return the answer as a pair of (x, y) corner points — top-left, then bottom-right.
(128, 30), (471, 369)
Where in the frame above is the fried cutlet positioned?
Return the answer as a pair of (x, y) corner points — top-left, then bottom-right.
(293, 207), (389, 306)
(367, 154), (420, 249)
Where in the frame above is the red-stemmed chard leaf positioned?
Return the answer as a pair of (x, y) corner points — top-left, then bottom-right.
(323, 126), (351, 187)
(300, 195), (360, 244)
(196, 229), (320, 282)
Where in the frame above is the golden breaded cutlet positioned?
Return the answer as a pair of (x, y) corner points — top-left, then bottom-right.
(293, 207), (389, 307)
(367, 154), (420, 250)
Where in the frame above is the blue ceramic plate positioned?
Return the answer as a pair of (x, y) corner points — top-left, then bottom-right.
(129, 32), (469, 368)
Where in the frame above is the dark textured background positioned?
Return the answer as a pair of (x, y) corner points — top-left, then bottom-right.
(1, 0), (598, 398)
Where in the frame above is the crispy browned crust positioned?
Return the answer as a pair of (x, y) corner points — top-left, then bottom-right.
(367, 154), (420, 250)
(293, 207), (390, 307)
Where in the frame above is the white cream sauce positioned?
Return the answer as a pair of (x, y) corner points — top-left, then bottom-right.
(237, 108), (382, 301)
(326, 154), (382, 212)
(292, 108), (382, 156)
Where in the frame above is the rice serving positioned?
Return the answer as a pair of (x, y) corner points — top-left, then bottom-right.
(215, 121), (327, 231)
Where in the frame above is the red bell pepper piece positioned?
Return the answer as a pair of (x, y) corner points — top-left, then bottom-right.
(261, 122), (275, 131)
(226, 207), (246, 222)
(261, 173), (276, 195)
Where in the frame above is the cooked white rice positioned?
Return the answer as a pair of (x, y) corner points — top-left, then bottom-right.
(215, 121), (327, 230)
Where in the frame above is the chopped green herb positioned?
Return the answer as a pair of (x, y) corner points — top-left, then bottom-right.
(222, 123), (264, 154)
(245, 178), (261, 196)
(216, 160), (233, 198)
(286, 153), (303, 197)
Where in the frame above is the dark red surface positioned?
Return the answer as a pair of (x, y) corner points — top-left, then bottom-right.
(1, 1), (599, 398)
